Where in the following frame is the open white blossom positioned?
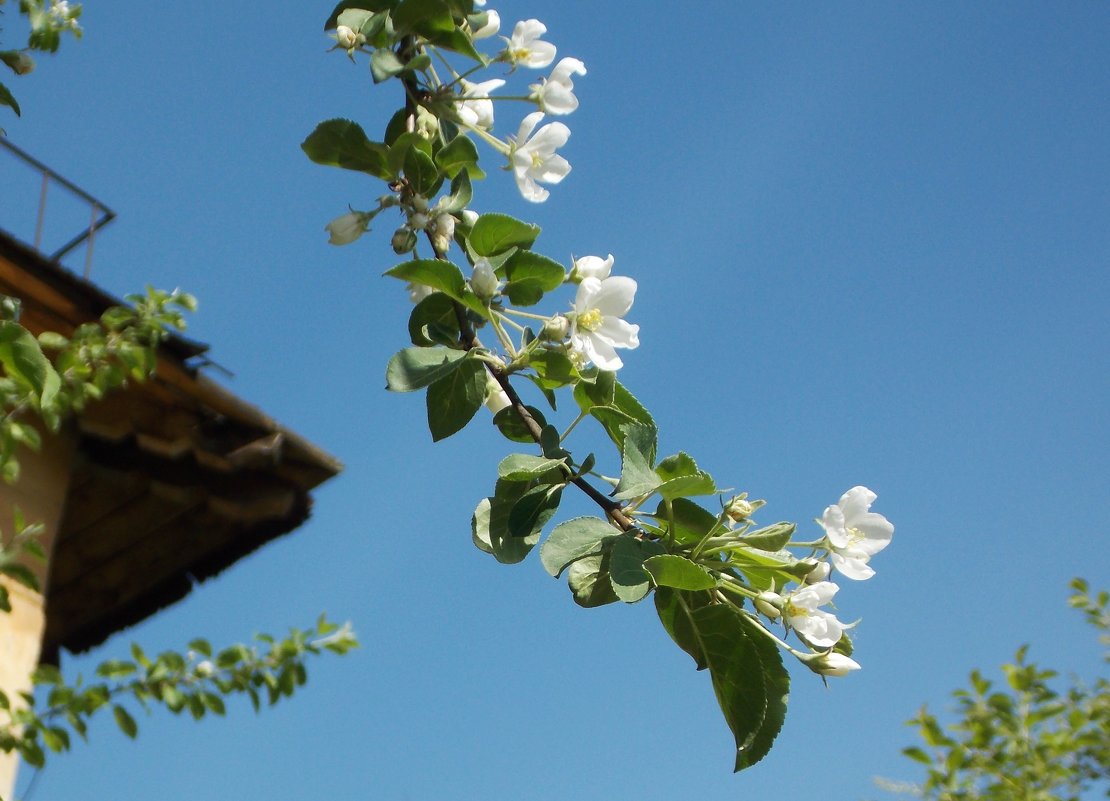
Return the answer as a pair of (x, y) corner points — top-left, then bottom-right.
(472, 10), (500, 40)
(568, 276), (640, 371)
(573, 254), (613, 280)
(509, 112), (571, 202)
(820, 486), (893, 580)
(530, 57), (587, 115)
(457, 78), (506, 130)
(783, 581), (846, 648)
(505, 19), (556, 68)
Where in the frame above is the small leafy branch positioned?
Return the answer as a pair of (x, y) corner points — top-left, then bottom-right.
(0, 287), (358, 780)
(0, 617), (357, 771)
(306, 0), (895, 770)
(886, 579), (1109, 801)
(0, 0), (83, 122)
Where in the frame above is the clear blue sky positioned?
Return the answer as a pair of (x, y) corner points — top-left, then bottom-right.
(3, 2), (1108, 799)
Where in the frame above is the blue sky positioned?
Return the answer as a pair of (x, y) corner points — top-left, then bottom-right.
(2, 2), (1108, 799)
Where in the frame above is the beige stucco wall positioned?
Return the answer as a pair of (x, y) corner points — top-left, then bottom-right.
(0, 425), (76, 800)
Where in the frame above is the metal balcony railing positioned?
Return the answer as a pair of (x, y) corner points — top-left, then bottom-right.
(0, 137), (115, 278)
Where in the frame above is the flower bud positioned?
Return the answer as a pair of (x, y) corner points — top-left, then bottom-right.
(325, 211), (370, 246)
(408, 212), (429, 231)
(470, 258), (501, 299)
(471, 10), (501, 40)
(754, 591), (783, 620)
(541, 314), (570, 341)
(415, 106), (439, 140)
(392, 227), (417, 254)
(460, 209), (480, 227)
(4, 50), (35, 76)
(430, 213), (456, 254)
(335, 25), (364, 49)
(804, 560), (831, 584)
(407, 282), (434, 304)
(410, 195), (429, 213)
(799, 650), (861, 677)
(484, 378), (511, 414)
(573, 254), (613, 281)
(194, 660), (214, 678)
(725, 492), (764, 525)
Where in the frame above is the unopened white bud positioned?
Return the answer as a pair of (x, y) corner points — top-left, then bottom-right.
(754, 591), (783, 620)
(392, 227), (417, 254)
(410, 195), (429, 213)
(470, 258), (501, 299)
(471, 10), (500, 40)
(542, 314), (569, 341)
(484, 379), (511, 414)
(194, 660), (214, 677)
(460, 209), (480, 227)
(725, 493), (764, 524)
(799, 650), (861, 677)
(335, 25), (363, 49)
(804, 561), (832, 584)
(325, 211), (370, 246)
(430, 213), (456, 254)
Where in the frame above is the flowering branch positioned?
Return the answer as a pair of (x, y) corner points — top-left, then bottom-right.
(305, 0), (894, 771)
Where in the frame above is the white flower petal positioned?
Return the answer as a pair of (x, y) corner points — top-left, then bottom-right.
(589, 275), (637, 318)
(594, 317), (639, 350)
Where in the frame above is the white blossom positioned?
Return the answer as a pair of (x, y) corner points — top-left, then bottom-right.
(472, 10), (500, 40)
(819, 486), (893, 580)
(530, 57), (586, 115)
(457, 78), (506, 130)
(505, 19), (556, 69)
(568, 276), (640, 371)
(509, 111), (571, 203)
(484, 382), (511, 414)
(325, 212), (370, 245)
(783, 581), (846, 648)
(335, 25), (363, 49)
(573, 253), (613, 281)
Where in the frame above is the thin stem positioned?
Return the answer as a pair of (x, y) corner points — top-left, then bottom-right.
(559, 410), (587, 442)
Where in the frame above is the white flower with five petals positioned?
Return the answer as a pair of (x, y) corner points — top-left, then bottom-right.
(819, 486), (893, 580)
(505, 19), (556, 68)
(530, 57), (586, 115)
(568, 276), (640, 371)
(508, 112), (571, 202)
(782, 581), (846, 648)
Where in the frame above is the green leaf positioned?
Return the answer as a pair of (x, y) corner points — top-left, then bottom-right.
(653, 453), (717, 500)
(508, 485), (562, 539)
(655, 588), (712, 669)
(469, 213), (541, 257)
(370, 48), (405, 83)
(392, 0), (454, 37)
(301, 119), (392, 179)
(492, 404), (546, 443)
(426, 360), (486, 441)
(113, 705), (138, 739)
(407, 292), (461, 347)
(0, 81), (21, 116)
(436, 134), (484, 180)
(566, 552), (620, 608)
(902, 746), (933, 766)
(95, 660), (137, 680)
(609, 535), (665, 603)
(528, 350), (579, 389)
(589, 381), (657, 454)
(0, 321), (60, 407)
(404, 146), (441, 197)
(440, 170), (474, 215)
(472, 480), (537, 564)
(656, 498), (720, 546)
(497, 453), (566, 481)
(540, 516), (620, 578)
(385, 346), (468, 392)
(614, 424), (661, 501)
(384, 259), (486, 316)
(502, 251), (567, 306)
(734, 614), (789, 770)
(325, 1), (398, 30)
(741, 522), (796, 552)
(572, 369), (615, 412)
(644, 555), (718, 591)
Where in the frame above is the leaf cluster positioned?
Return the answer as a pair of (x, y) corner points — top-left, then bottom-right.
(893, 580), (1110, 801)
(0, 617), (357, 773)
